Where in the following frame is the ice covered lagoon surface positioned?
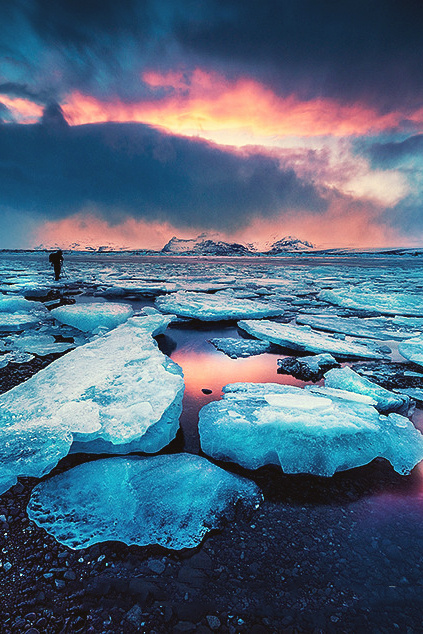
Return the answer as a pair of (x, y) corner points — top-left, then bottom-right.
(2, 250), (423, 555)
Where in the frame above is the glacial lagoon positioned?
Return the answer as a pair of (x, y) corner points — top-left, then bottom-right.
(1, 249), (423, 631)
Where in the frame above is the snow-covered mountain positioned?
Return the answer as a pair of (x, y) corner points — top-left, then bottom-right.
(162, 234), (315, 255)
(161, 235), (252, 256)
(264, 235), (314, 253)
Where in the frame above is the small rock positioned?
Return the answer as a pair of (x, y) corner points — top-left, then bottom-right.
(202, 388), (213, 394)
(174, 622), (196, 632)
(63, 570), (76, 581)
(125, 604), (144, 627)
(147, 559), (165, 574)
(206, 615), (221, 630)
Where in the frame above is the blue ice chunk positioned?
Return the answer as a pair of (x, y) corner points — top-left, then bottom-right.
(319, 289), (423, 316)
(0, 314), (184, 494)
(0, 295), (46, 313)
(199, 382), (423, 476)
(27, 454), (262, 550)
(324, 366), (412, 414)
(51, 302), (134, 332)
(155, 290), (284, 321)
(238, 319), (386, 359)
(399, 335), (423, 368)
(209, 337), (273, 358)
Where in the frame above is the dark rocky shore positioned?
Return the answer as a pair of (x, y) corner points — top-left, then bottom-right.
(2, 357), (423, 633)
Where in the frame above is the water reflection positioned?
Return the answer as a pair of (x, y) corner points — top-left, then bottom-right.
(167, 324), (423, 499)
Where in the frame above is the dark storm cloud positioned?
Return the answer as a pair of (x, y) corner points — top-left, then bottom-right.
(0, 119), (327, 229)
(172, 0), (423, 109)
(0, 82), (49, 103)
(2, 1), (423, 109)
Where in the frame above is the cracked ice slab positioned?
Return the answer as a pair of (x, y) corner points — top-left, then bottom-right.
(155, 291), (283, 321)
(324, 366), (411, 414)
(198, 383), (423, 476)
(238, 320), (386, 359)
(0, 314), (184, 494)
(296, 314), (421, 341)
(399, 335), (423, 368)
(27, 454), (262, 550)
(51, 302), (134, 332)
(319, 289), (423, 316)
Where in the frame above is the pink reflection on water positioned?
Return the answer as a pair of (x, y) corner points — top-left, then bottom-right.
(172, 348), (306, 399)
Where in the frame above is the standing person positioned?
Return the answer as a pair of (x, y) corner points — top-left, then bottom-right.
(49, 249), (64, 281)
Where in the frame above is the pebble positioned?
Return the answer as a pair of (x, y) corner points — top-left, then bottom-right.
(206, 615), (221, 630)
(147, 559), (166, 574)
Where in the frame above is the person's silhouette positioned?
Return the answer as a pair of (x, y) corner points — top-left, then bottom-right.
(49, 250), (64, 281)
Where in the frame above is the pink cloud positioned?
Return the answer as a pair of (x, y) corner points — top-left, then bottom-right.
(0, 96), (44, 123)
(33, 198), (421, 252)
(60, 69), (423, 142)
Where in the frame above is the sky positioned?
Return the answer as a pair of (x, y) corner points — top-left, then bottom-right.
(1, 0), (423, 250)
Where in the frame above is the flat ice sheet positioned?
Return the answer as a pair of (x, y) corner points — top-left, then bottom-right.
(209, 337), (273, 358)
(155, 291), (284, 321)
(296, 314), (420, 340)
(0, 312), (42, 330)
(199, 383), (423, 476)
(399, 335), (423, 368)
(51, 302), (134, 332)
(27, 454), (262, 550)
(0, 314), (184, 494)
(239, 319), (387, 359)
(319, 289), (423, 316)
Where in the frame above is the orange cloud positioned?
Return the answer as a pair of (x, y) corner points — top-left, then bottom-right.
(61, 69), (421, 143)
(0, 96), (44, 123)
(230, 198), (418, 249)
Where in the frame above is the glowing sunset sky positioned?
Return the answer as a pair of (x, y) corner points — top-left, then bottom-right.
(1, 1), (423, 249)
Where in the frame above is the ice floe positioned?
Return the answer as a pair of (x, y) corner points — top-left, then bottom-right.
(398, 335), (423, 368)
(395, 387), (423, 406)
(238, 320), (387, 359)
(27, 454), (262, 550)
(0, 351), (34, 368)
(51, 302), (134, 332)
(209, 337), (273, 358)
(277, 353), (339, 381)
(319, 289), (423, 316)
(155, 291), (283, 321)
(199, 383), (423, 476)
(0, 312), (44, 331)
(11, 333), (75, 356)
(296, 314), (420, 340)
(324, 366), (411, 414)
(0, 314), (184, 494)
(0, 295), (46, 313)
